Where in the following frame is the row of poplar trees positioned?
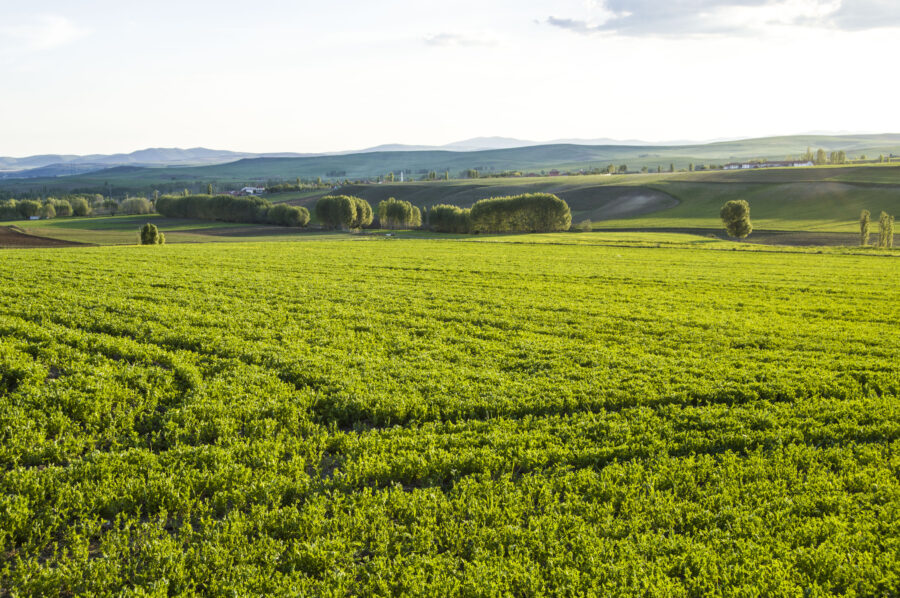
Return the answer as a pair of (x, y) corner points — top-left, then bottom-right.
(315, 193), (571, 233)
(860, 210), (895, 248)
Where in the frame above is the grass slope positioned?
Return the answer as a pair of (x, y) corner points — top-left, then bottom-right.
(1, 240), (898, 594)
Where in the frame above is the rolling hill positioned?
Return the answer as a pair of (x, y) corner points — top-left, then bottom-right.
(2, 134), (899, 195)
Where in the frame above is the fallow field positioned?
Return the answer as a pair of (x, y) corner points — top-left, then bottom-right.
(1, 238), (898, 595)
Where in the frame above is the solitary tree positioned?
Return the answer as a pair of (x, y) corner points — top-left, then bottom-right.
(207, 183), (213, 195)
(720, 200), (752, 239)
(815, 149), (827, 165)
(878, 211), (895, 248)
(669, 163), (675, 173)
(140, 223), (165, 245)
(860, 209), (871, 246)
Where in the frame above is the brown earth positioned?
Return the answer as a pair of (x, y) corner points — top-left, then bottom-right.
(0, 226), (89, 249)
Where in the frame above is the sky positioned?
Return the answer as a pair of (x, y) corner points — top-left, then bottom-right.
(1, 0), (899, 156)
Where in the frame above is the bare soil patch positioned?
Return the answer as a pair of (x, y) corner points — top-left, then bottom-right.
(0, 226), (89, 249)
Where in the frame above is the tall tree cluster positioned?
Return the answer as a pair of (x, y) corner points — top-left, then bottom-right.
(315, 195), (373, 229)
(428, 205), (471, 233)
(156, 194), (309, 227)
(377, 198), (422, 229)
(468, 194), (571, 233)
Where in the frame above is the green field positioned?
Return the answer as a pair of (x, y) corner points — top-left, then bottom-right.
(1, 239), (898, 595)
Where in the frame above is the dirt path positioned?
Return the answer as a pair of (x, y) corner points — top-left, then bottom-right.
(0, 226), (90, 248)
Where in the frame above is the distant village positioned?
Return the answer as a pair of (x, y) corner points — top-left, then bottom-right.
(723, 160), (814, 170)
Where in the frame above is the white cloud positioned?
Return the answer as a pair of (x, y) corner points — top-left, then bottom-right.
(423, 32), (498, 47)
(547, 0), (899, 36)
(0, 14), (91, 56)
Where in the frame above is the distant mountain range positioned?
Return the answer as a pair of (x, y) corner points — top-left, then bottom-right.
(0, 136), (731, 180)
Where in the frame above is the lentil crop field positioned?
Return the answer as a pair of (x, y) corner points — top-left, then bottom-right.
(1, 239), (898, 596)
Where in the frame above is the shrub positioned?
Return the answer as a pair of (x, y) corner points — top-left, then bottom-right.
(469, 194), (571, 233)
(720, 200), (752, 239)
(574, 219), (592, 232)
(121, 197), (153, 215)
(140, 223), (165, 245)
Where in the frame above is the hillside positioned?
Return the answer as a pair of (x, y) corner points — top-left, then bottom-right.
(277, 165), (900, 234)
(2, 134), (900, 195)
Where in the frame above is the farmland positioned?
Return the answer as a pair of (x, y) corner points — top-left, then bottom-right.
(1, 239), (898, 595)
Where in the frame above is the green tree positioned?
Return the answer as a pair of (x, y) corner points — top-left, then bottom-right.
(428, 205), (471, 233)
(266, 204), (310, 227)
(617, 164), (627, 174)
(387, 172), (395, 182)
(860, 209), (871, 246)
(689, 163), (695, 172)
(69, 197), (92, 217)
(574, 218), (592, 232)
(878, 211), (895, 248)
(140, 223), (165, 245)
(207, 183), (214, 195)
(53, 199), (73, 217)
(669, 163), (675, 173)
(444, 170), (450, 180)
(378, 197), (420, 229)
(720, 200), (752, 239)
(38, 203), (56, 219)
(315, 195), (371, 229)
(17, 200), (41, 218)
(121, 198), (153, 215)
(814, 149), (827, 165)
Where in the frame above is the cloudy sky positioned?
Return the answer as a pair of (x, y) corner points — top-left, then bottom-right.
(1, 0), (898, 155)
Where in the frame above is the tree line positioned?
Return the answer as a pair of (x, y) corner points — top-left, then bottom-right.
(313, 193), (571, 234)
(156, 194), (310, 227)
